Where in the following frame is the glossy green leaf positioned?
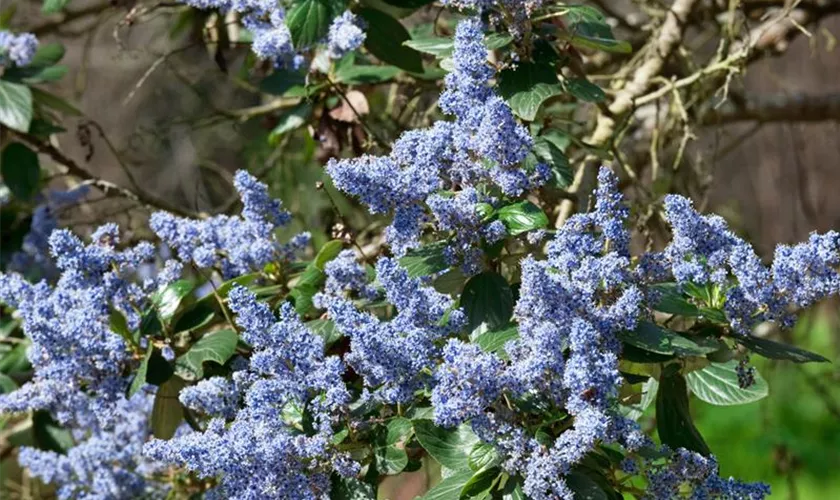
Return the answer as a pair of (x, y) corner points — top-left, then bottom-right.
(307, 318), (343, 346)
(173, 302), (216, 333)
(331, 475), (377, 500)
(420, 470), (474, 500)
(32, 411), (73, 452)
(686, 360), (768, 406)
(563, 78), (606, 102)
(403, 37), (454, 57)
(498, 201), (549, 236)
(399, 241), (449, 278)
(733, 334), (829, 363)
(413, 419), (479, 470)
(651, 283), (701, 317)
(1, 142), (40, 201)
(151, 377), (185, 439)
(358, 8), (424, 73)
(563, 5), (632, 54)
(314, 239), (344, 270)
(461, 272), (514, 333)
(567, 471), (609, 500)
(375, 417), (413, 475)
(475, 323), (519, 360)
(461, 466), (501, 498)
(656, 370), (711, 456)
(286, 0), (342, 47)
(268, 101), (313, 144)
(127, 345), (154, 399)
(0, 81), (33, 133)
(531, 137), (572, 188)
(335, 65), (401, 84)
(175, 329), (238, 379)
(468, 443), (501, 471)
(260, 69), (307, 96)
(498, 62), (562, 121)
(0, 372), (17, 393)
(152, 280), (195, 321)
(30, 87), (82, 116)
(619, 321), (721, 357)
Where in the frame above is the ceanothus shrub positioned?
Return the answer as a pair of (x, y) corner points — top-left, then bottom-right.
(0, 3), (835, 500)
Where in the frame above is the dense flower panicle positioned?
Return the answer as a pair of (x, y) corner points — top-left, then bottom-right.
(319, 258), (463, 403)
(321, 249), (378, 299)
(0, 225), (159, 421)
(327, 11), (366, 59)
(326, 17), (542, 262)
(146, 287), (355, 498)
(432, 340), (506, 427)
(19, 391), (167, 499)
(0, 30), (38, 67)
(151, 170), (305, 277)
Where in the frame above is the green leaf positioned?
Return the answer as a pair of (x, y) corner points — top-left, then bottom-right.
(733, 334), (829, 363)
(468, 443), (501, 471)
(175, 329), (238, 379)
(532, 136), (572, 188)
(375, 417), (413, 475)
(486, 33), (515, 50)
(1, 142), (40, 201)
(498, 62), (562, 121)
(335, 64), (401, 84)
(656, 370), (711, 456)
(498, 201), (549, 236)
(30, 42), (65, 66)
(42, 0), (70, 14)
(619, 321), (721, 357)
(291, 265), (326, 316)
(307, 318), (343, 346)
(110, 308), (137, 346)
(686, 360), (768, 406)
(172, 302), (216, 333)
(30, 87), (82, 116)
(314, 239), (344, 270)
(567, 471), (609, 500)
(0, 343), (29, 374)
(651, 283), (701, 317)
(269, 101), (313, 144)
(399, 241), (449, 278)
(0, 81), (33, 132)
(563, 5), (632, 54)
(32, 411), (74, 452)
(403, 37), (454, 57)
(475, 323), (519, 360)
(413, 420), (479, 470)
(286, 0), (342, 47)
(127, 345), (154, 399)
(461, 466), (501, 498)
(0, 372), (17, 393)
(563, 78), (606, 102)
(331, 474), (377, 500)
(151, 376), (186, 439)
(461, 272), (514, 333)
(420, 470), (474, 500)
(433, 267), (468, 295)
(152, 280), (195, 321)
(357, 8), (424, 73)
(500, 476), (526, 500)
(260, 69), (307, 96)
(621, 377), (658, 421)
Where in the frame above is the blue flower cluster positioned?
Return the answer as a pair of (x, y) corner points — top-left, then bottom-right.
(316, 257), (465, 404)
(661, 194), (840, 333)
(145, 286), (356, 499)
(327, 11), (366, 59)
(151, 170), (308, 278)
(637, 448), (771, 499)
(0, 225), (155, 421)
(327, 17), (548, 270)
(0, 29), (38, 67)
(19, 390), (168, 499)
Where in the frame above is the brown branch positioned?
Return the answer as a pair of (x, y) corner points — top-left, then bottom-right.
(701, 92), (840, 124)
(556, 0), (700, 226)
(9, 130), (203, 219)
